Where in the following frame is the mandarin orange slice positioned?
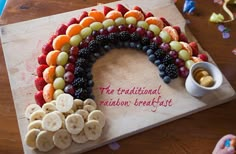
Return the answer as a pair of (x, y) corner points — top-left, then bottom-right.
(52, 35), (70, 50)
(46, 50), (60, 66)
(88, 10), (105, 22)
(124, 10), (144, 21)
(43, 83), (54, 102)
(145, 17), (164, 29)
(80, 17), (96, 27)
(106, 10), (122, 20)
(66, 24), (83, 37)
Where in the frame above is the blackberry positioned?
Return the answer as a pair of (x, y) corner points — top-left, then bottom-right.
(96, 35), (108, 45)
(88, 40), (100, 52)
(141, 37), (150, 46)
(149, 42), (158, 51)
(130, 32), (141, 42)
(165, 64), (178, 79)
(75, 58), (88, 68)
(154, 49), (166, 59)
(119, 31), (130, 41)
(162, 54), (174, 66)
(108, 33), (118, 43)
(78, 48), (90, 59)
(74, 67), (86, 77)
(74, 88), (88, 100)
(72, 77), (87, 88)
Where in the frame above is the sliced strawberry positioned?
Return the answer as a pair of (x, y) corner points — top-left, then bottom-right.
(91, 8), (97, 11)
(34, 90), (46, 107)
(55, 24), (68, 35)
(48, 34), (58, 46)
(36, 64), (48, 77)
(173, 26), (181, 36)
(160, 17), (171, 26)
(189, 42), (199, 56)
(35, 77), (47, 91)
(77, 11), (88, 23)
(133, 6), (145, 16)
(67, 18), (78, 26)
(42, 43), (54, 55)
(37, 54), (47, 65)
(116, 4), (129, 16)
(198, 53), (208, 62)
(179, 33), (189, 43)
(145, 12), (154, 19)
(103, 6), (114, 16)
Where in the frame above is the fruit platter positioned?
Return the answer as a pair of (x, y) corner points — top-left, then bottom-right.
(0, 0), (235, 153)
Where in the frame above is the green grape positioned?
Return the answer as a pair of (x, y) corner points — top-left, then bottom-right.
(53, 89), (64, 100)
(178, 49), (190, 61)
(90, 22), (103, 31)
(115, 17), (126, 26)
(159, 31), (171, 43)
(125, 16), (137, 25)
(55, 65), (65, 77)
(102, 19), (115, 28)
(137, 21), (149, 30)
(170, 41), (182, 51)
(185, 60), (195, 69)
(61, 43), (71, 53)
(53, 77), (65, 90)
(70, 34), (82, 46)
(148, 24), (160, 35)
(56, 52), (68, 66)
(80, 27), (92, 39)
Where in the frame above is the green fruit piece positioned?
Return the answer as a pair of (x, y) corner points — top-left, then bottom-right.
(148, 24), (160, 35)
(178, 49), (190, 61)
(170, 41), (182, 51)
(61, 43), (71, 53)
(159, 31), (171, 43)
(102, 19), (115, 28)
(90, 22), (103, 31)
(53, 77), (65, 90)
(137, 21), (149, 30)
(53, 89), (64, 100)
(55, 65), (65, 77)
(115, 17), (126, 26)
(70, 34), (82, 47)
(125, 16), (137, 25)
(80, 27), (92, 39)
(185, 60), (195, 69)
(56, 52), (68, 66)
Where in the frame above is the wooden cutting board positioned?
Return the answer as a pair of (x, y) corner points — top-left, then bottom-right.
(0, 0), (235, 153)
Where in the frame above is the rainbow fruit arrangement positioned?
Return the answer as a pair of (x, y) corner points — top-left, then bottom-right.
(26, 4), (209, 152)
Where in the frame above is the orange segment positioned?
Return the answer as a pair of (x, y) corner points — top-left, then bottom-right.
(88, 10), (105, 22)
(106, 10), (122, 20)
(162, 26), (179, 41)
(145, 17), (164, 29)
(52, 35), (70, 50)
(46, 50), (60, 66)
(43, 83), (55, 102)
(79, 17), (96, 27)
(66, 24), (83, 37)
(43, 66), (56, 83)
(124, 10), (144, 21)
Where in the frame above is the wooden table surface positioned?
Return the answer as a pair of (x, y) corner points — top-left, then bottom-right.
(0, 0), (235, 153)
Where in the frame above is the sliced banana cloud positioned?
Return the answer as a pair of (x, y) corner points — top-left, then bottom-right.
(84, 120), (102, 140)
(83, 105), (96, 113)
(25, 104), (41, 119)
(42, 112), (62, 132)
(53, 129), (72, 150)
(75, 109), (89, 121)
(25, 128), (40, 148)
(84, 99), (97, 109)
(73, 99), (84, 110)
(88, 110), (105, 128)
(27, 120), (42, 131)
(30, 110), (45, 122)
(56, 94), (73, 112)
(42, 103), (56, 114)
(65, 114), (84, 134)
(36, 131), (54, 152)
(71, 130), (88, 144)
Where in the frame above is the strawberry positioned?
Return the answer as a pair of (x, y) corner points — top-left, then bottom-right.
(145, 12), (154, 19)
(116, 4), (129, 16)
(91, 8), (97, 11)
(198, 53), (208, 62)
(34, 90), (46, 107)
(67, 18), (78, 26)
(173, 26), (181, 36)
(77, 11), (88, 23)
(35, 77), (47, 91)
(36, 64), (48, 77)
(133, 6), (145, 16)
(160, 17), (171, 26)
(48, 34), (57, 46)
(37, 54), (47, 65)
(42, 43), (53, 55)
(55, 24), (68, 35)
(179, 33), (188, 43)
(103, 6), (114, 16)
(189, 42), (199, 56)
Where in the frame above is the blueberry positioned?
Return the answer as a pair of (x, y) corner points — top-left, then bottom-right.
(136, 43), (142, 50)
(148, 54), (156, 62)
(158, 64), (166, 71)
(94, 52), (101, 58)
(129, 42), (136, 48)
(163, 76), (171, 84)
(159, 71), (166, 78)
(104, 45), (111, 51)
(124, 41), (130, 48)
(87, 72), (93, 79)
(154, 60), (161, 66)
(142, 46), (149, 52)
(88, 80), (94, 87)
(146, 49), (154, 56)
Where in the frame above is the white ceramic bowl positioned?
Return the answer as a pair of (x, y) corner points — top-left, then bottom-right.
(185, 62), (223, 97)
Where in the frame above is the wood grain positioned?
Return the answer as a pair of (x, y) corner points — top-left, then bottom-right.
(0, 0), (236, 154)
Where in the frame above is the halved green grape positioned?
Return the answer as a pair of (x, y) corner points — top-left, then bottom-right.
(115, 17), (126, 26)
(61, 43), (71, 53)
(90, 22), (103, 31)
(137, 21), (149, 30)
(53, 77), (65, 90)
(170, 41), (182, 52)
(55, 65), (65, 77)
(159, 31), (171, 43)
(56, 52), (68, 66)
(148, 24), (160, 35)
(125, 16), (137, 25)
(178, 49), (190, 61)
(53, 89), (64, 100)
(102, 19), (115, 28)
(70, 35), (82, 46)
(80, 27), (92, 39)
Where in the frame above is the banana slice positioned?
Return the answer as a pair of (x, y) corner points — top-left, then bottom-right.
(71, 130), (88, 144)
(54, 111), (66, 129)
(84, 99), (97, 109)
(63, 109), (74, 118)
(65, 114), (84, 134)
(25, 104), (41, 119)
(42, 103), (56, 114)
(27, 120), (42, 131)
(50, 100), (56, 105)
(84, 120), (102, 140)
(75, 109), (89, 121)
(88, 110), (105, 128)
(25, 128), (40, 148)
(53, 129), (72, 150)
(36, 131), (54, 152)
(83, 105), (95, 113)
(56, 94), (73, 112)
(30, 110), (45, 122)
(73, 99), (84, 110)
(42, 112), (62, 132)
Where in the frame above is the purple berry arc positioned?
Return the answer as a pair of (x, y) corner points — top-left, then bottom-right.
(65, 25), (183, 101)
